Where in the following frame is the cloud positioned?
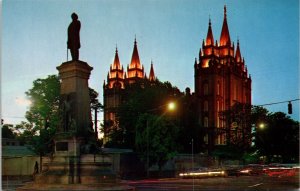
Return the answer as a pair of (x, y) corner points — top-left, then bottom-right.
(15, 97), (32, 106)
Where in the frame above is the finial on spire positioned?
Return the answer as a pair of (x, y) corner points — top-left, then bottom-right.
(209, 15), (211, 26)
(115, 44), (118, 53)
(134, 35), (137, 45)
(224, 5), (227, 18)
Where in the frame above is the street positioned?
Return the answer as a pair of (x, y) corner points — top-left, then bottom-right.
(126, 175), (299, 191)
(3, 174), (299, 191)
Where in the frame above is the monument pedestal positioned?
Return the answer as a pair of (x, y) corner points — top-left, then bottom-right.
(17, 60), (133, 190)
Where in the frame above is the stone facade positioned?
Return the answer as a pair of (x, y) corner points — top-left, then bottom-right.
(194, 6), (252, 152)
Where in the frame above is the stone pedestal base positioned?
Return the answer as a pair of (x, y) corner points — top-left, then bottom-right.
(17, 154), (135, 191)
(17, 183), (134, 191)
(34, 154), (116, 184)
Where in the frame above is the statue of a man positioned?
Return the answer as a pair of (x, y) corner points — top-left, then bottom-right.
(67, 13), (81, 61)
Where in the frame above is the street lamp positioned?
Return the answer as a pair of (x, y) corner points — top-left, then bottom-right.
(168, 102), (176, 111)
(146, 101), (176, 178)
(258, 123), (265, 130)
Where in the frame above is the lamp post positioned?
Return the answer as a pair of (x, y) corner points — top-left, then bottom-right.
(191, 138), (194, 191)
(146, 101), (176, 178)
(146, 119), (149, 177)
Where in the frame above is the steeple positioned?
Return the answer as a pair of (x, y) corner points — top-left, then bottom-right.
(220, 5), (231, 46)
(205, 17), (214, 46)
(127, 38), (144, 79)
(149, 61), (156, 82)
(129, 38), (142, 69)
(112, 47), (121, 69)
(107, 47), (125, 89)
(235, 39), (242, 62)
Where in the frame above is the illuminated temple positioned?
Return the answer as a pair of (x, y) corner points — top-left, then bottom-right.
(194, 6), (252, 151)
(103, 38), (156, 144)
(103, 6), (251, 152)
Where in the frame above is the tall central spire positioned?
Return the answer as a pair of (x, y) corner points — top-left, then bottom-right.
(220, 5), (231, 46)
(127, 38), (144, 79)
(129, 37), (142, 70)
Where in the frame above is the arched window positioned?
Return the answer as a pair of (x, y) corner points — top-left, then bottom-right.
(203, 83), (209, 95)
(217, 82), (220, 95)
(204, 117), (209, 127)
(217, 117), (220, 128)
(204, 101), (208, 112)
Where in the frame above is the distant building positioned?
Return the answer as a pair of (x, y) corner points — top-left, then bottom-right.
(103, 38), (156, 144)
(194, 6), (252, 152)
(2, 138), (20, 146)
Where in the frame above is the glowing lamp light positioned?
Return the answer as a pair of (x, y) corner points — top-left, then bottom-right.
(259, 123), (265, 129)
(168, 102), (176, 111)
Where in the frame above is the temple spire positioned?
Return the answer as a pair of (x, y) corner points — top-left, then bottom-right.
(112, 47), (121, 69)
(220, 5), (231, 46)
(205, 17), (214, 46)
(235, 39), (242, 62)
(149, 61), (156, 82)
(129, 38), (142, 69)
(107, 47), (125, 89)
(127, 38), (144, 79)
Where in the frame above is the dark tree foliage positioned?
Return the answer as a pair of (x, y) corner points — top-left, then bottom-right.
(106, 79), (183, 149)
(254, 111), (299, 163)
(23, 75), (60, 155)
(2, 124), (16, 139)
(177, 91), (204, 153)
(15, 75), (101, 155)
(89, 87), (103, 111)
(135, 113), (180, 171)
(215, 102), (252, 159)
(216, 105), (299, 163)
(25, 75), (60, 131)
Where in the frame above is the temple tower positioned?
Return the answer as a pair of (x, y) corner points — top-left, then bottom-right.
(103, 39), (156, 145)
(194, 6), (252, 153)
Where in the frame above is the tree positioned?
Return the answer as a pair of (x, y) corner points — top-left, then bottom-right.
(106, 79), (183, 149)
(25, 75), (60, 130)
(23, 75), (60, 170)
(17, 75), (101, 154)
(89, 87), (103, 140)
(14, 121), (36, 146)
(254, 111), (299, 163)
(215, 102), (252, 160)
(177, 91), (203, 153)
(2, 124), (16, 139)
(135, 113), (179, 173)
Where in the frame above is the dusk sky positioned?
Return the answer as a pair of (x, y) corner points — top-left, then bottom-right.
(2, 0), (299, 125)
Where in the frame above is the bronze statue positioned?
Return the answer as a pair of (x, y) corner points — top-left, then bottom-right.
(67, 13), (81, 61)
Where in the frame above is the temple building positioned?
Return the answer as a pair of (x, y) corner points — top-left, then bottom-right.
(194, 6), (252, 152)
(103, 39), (156, 144)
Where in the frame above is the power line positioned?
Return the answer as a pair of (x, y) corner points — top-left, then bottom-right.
(1, 116), (27, 119)
(257, 98), (300, 107)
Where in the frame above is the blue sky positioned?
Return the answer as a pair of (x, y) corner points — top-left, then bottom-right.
(2, 0), (299, 125)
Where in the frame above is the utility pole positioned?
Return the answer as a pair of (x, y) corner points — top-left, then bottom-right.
(192, 138), (194, 191)
(146, 119), (149, 178)
(94, 107), (98, 140)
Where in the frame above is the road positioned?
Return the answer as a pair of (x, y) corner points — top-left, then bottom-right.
(126, 175), (299, 191)
(3, 174), (299, 191)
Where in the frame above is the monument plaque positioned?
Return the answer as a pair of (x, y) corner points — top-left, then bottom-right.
(56, 142), (68, 151)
